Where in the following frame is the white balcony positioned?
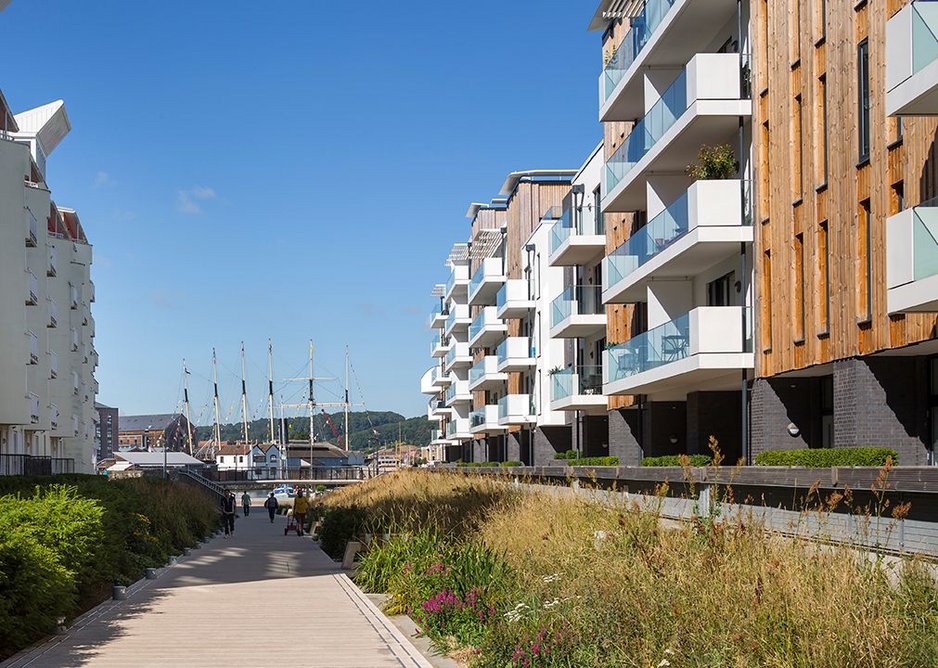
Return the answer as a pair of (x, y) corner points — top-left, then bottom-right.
(470, 404), (504, 434)
(29, 393), (40, 423)
(549, 285), (606, 339)
(70, 328), (79, 352)
(430, 337), (450, 358)
(26, 271), (38, 305)
(444, 265), (470, 302)
(444, 380), (471, 407)
(886, 1), (938, 116)
(69, 283), (79, 309)
(443, 341), (472, 372)
(496, 337), (536, 372)
(50, 403), (59, 430)
(604, 306), (753, 396)
(432, 367), (451, 388)
(49, 350), (57, 379)
(420, 367), (439, 395)
(444, 303), (472, 336)
(429, 428), (451, 446)
(88, 281), (95, 303)
(468, 258), (506, 306)
(886, 202), (938, 312)
(48, 299), (57, 328)
(26, 210), (37, 247)
(28, 330), (39, 365)
(550, 365), (607, 414)
(48, 246), (57, 277)
(428, 398), (452, 419)
(496, 279), (534, 319)
(468, 355), (508, 391)
(604, 180), (753, 303)
(599, 0), (740, 122)
(446, 417), (473, 441)
(548, 205), (606, 267)
(429, 303), (448, 329)
(468, 306), (508, 348)
(603, 53), (751, 212)
(497, 394), (535, 426)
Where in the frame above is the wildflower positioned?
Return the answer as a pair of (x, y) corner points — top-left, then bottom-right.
(542, 573), (560, 583)
(657, 660), (671, 667)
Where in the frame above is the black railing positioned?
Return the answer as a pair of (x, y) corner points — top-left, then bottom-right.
(0, 454), (75, 476)
(204, 466), (374, 483)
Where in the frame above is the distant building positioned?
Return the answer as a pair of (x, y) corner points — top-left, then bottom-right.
(215, 442), (284, 480)
(94, 402), (118, 460)
(118, 413), (195, 453)
(108, 450), (204, 474)
(284, 441), (351, 468)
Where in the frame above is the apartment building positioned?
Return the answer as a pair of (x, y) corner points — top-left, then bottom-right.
(94, 402), (119, 461)
(593, 0), (755, 464)
(0, 91), (98, 474)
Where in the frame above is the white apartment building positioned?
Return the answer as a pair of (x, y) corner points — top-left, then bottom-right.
(0, 92), (97, 475)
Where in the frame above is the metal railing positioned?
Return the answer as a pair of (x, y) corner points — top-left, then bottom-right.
(0, 454), (75, 476)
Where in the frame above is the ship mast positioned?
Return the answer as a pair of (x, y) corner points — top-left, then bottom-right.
(268, 339), (276, 445)
(344, 346), (350, 452)
(240, 341), (250, 446)
(182, 359), (194, 455)
(212, 348), (222, 458)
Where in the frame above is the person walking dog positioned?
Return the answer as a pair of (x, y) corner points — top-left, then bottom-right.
(221, 491), (237, 538)
(264, 492), (279, 523)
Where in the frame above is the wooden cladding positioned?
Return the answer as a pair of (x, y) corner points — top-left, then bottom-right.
(753, 0), (938, 378)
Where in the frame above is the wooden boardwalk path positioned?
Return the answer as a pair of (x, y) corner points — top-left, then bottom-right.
(2, 509), (432, 668)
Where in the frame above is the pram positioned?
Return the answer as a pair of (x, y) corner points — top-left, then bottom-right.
(284, 509), (302, 536)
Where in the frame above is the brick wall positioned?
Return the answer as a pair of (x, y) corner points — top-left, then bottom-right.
(532, 425), (572, 466)
(608, 408), (642, 465)
(687, 391), (743, 464)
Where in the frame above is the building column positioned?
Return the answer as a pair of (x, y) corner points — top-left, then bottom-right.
(608, 408), (642, 466)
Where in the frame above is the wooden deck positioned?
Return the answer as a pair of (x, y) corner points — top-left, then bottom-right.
(2, 511), (431, 667)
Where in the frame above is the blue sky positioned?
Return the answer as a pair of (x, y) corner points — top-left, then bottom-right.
(2, 1), (602, 422)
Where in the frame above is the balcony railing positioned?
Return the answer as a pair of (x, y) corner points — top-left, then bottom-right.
(908, 2), (938, 78)
(497, 394), (535, 423)
(496, 337), (534, 364)
(26, 210), (37, 246)
(48, 246), (57, 277)
(28, 330), (39, 364)
(551, 365), (604, 402)
(29, 393), (40, 423)
(49, 300), (57, 328)
(607, 314), (690, 382)
(551, 285), (604, 328)
(50, 403), (59, 429)
(602, 0), (677, 101)
(27, 271), (38, 305)
(549, 205), (605, 257)
(49, 350), (57, 378)
(0, 454), (75, 476)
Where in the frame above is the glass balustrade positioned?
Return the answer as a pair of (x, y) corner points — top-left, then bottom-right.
(551, 286), (604, 328)
(607, 313), (691, 383)
(551, 365), (605, 402)
(912, 2), (938, 76)
(602, 0), (677, 101)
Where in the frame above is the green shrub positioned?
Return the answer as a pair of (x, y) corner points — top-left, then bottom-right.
(754, 447), (899, 467)
(567, 456), (619, 467)
(553, 450), (576, 460)
(318, 505), (368, 560)
(500, 461), (523, 468)
(642, 454), (712, 467)
(458, 462), (501, 468)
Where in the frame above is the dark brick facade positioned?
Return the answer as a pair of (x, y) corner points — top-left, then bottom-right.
(642, 401), (687, 457)
(532, 425), (572, 466)
(608, 408), (642, 465)
(687, 391), (743, 464)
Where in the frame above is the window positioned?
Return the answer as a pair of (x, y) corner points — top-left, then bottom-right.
(707, 271), (736, 307)
(858, 200), (873, 320)
(891, 181), (905, 215)
(857, 39), (870, 162)
(795, 234), (806, 340)
(762, 251), (773, 350)
(793, 94), (804, 200)
(816, 75), (828, 186)
(819, 221), (830, 332)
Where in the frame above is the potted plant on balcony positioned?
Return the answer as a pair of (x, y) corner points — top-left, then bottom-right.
(686, 144), (737, 180)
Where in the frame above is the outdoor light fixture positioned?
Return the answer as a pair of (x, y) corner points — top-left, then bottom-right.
(787, 423), (800, 437)
(668, 434), (678, 445)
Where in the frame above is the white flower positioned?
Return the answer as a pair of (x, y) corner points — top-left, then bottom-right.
(542, 573), (561, 583)
(543, 598), (561, 609)
(657, 660), (671, 668)
(664, 648), (674, 655)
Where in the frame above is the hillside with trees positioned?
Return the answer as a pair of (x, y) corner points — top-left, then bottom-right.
(193, 411), (432, 451)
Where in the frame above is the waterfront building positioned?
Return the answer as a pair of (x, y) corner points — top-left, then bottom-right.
(118, 413), (195, 453)
(0, 91), (97, 474)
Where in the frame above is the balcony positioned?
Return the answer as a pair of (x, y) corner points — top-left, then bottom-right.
(599, 0), (739, 122)
(88, 281), (95, 303)
(886, 1), (938, 116)
(497, 394), (535, 426)
(26, 210), (37, 247)
(28, 330), (39, 365)
(432, 367), (451, 389)
(496, 337), (536, 372)
(48, 246), (57, 277)
(470, 405), (504, 434)
(468, 306), (508, 348)
(443, 341), (472, 372)
(429, 303), (448, 329)
(430, 337), (450, 358)
(468, 258), (506, 306)
(48, 300), (57, 328)
(71, 328), (79, 352)
(548, 205), (606, 267)
(26, 271), (38, 305)
(446, 417), (472, 441)
(420, 367), (442, 395)
(29, 393), (40, 424)
(444, 380), (471, 407)
(69, 284), (79, 309)
(444, 303), (472, 336)
(468, 356), (508, 391)
(50, 404), (58, 430)
(428, 398), (451, 419)
(604, 306), (753, 396)
(550, 365), (607, 413)
(603, 52), (751, 212)
(49, 350), (57, 379)
(496, 279), (534, 319)
(549, 285), (606, 339)
(430, 428), (451, 445)
(444, 265), (470, 302)
(604, 180), (753, 303)
(886, 201), (938, 312)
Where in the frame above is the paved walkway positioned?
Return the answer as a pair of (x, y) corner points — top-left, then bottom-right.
(3, 508), (432, 668)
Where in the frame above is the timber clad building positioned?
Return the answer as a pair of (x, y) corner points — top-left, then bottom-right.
(422, 0), (938, 467)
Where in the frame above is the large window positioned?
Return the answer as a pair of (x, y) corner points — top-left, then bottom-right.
(857, 39), (870, 162)
(707, 271), (736, 307)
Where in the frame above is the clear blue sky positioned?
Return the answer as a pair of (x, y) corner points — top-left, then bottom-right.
(2, 1), (602, 422)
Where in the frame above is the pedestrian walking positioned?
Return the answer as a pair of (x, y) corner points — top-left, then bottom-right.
(241, 491), (251, 516)
(293, 491), (309, 536)
(221, 490), (237, 538)
(264, 492), (279, 523)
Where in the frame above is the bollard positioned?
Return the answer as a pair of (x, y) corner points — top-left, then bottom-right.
(168, 556), (178, 566)
(56, 617), (67, 634)
(112, 585), (127, 600)
(183, 547), (191, 556)
(145, 568), (158, 580)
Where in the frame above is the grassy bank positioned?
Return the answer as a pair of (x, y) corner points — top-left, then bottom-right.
(0, 475), (218, 659)
(318, 470), (938, 667)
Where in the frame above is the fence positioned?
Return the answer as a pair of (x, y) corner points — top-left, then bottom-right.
(0, 454), (75, 476)
(204, 466), (375, 483)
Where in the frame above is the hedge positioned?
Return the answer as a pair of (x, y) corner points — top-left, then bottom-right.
(500, 461), (523, 467)
(754, 447), (899, 467)
(642, 455), (712, 467)
(0, 476), (218, 660)
(567, 456), (619, 467)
